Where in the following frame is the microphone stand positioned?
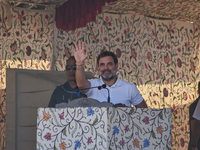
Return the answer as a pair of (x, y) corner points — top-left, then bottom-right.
(100, 84), (110, 103)
(106, 88), (110, 103)
(80, 84), (110, 103)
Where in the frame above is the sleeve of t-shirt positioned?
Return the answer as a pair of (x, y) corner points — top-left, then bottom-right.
(86, 79), (96, 97)
(131, 84), (144, 106)
(193, 99), (200, 120)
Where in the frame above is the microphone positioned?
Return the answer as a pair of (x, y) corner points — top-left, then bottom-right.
(97, 84), (106, 90)
(79, 84), (105, 90)
(80, 84), (110, 103)
(97, 84), (110, 103)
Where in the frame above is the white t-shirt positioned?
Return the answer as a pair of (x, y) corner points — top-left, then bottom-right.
(193, 99), (200, 120)
(86, 77), (143, 107)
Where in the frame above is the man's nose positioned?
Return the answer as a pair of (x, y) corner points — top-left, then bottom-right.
(104, 65), (108, 70)
(69, 68), (75, 71)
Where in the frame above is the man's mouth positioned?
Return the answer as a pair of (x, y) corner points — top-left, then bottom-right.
(103, 70), (111, 74)
(69, 73), (75, 77)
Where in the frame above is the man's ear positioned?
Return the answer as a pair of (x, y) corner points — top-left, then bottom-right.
(116, 63), (118, 69)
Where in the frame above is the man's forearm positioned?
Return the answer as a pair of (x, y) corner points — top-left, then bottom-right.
(76, 64), (86, 87)
(76, 64), (90, 93)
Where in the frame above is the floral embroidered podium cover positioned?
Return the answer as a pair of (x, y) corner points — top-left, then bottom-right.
(37, 107), (172, 150)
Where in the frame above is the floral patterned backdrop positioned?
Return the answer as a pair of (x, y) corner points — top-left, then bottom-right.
(1, 2), (200, 150)
(0, 4), (54, 150)
(54, 13), (200, 150)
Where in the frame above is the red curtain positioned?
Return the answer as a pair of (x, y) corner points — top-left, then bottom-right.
(55, 0), (117, 31)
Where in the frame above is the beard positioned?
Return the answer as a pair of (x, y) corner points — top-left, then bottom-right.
(99, 68), (117, 81)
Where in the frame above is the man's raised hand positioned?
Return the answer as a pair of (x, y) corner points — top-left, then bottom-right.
(72, 40), (88, 63)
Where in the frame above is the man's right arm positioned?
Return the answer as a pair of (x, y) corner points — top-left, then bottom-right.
(73, 40), (91, 94)
(76, 64), (91, 94)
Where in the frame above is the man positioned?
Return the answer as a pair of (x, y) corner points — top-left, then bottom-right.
(48, 56), (87, 107)
(72, 41), (147, 108)
(189, 81), (200, 150)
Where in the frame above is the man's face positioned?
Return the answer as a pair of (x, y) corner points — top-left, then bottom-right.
(65, 59), (76, 81)
(98, 56), (118, 81)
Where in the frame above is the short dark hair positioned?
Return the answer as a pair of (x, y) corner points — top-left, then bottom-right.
(97, 51), (118, 65)
(66, 56), (75, 66)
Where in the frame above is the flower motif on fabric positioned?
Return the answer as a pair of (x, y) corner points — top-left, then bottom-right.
(183, 92), (188, 101)
(43, 111), (51, 121)
(44, 133), (51, 141)
(15, 31), (20, 37)
(163, 88), (168, 97)
(172, 104), (178, 115)
(27, 34), (32, 39)
(139, 78), (143, 84)
(164, 53), (170, 64)
(87, 108), (94, 116)
(104, 16), (112, 26)
(26, 46), (32, 56)
(190, 61), (196, 72)
(59, 112), (64, 119)
(168, 24), (174, 34)
(87, 137), (93, 145)
(132, 138), (140, 148)
(119, 138), (125, 148)
(116, 48), (121, 58)
(177, 47), (181, 52)
(131, 48), (137, 60)
(126, 63), (130, 70)
(41, 47), (47, 60)
(103, 37), (108, 42)
(10, 41), (17, 52)
(156, 125), (163, 135)
(143, 139), (150, 148)
(45, 14), (49, 20)
(115, 37), (120, 42)
(180, 138), (185, 147)
(112, 126), (119, 135)
(124, 125), (130, 133)
(149, 20), (153, 25)
(177, 58), (182, 68)
(74, 140), (81, 149)
(59, 141), (67, 150)
(142, 117), (149, 125)
(147, 52), (152, 61)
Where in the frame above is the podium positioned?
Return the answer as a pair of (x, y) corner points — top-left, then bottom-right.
(37, 107), (172, 150)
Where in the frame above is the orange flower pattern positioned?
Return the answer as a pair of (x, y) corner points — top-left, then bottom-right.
(59, 141), (66, 150)
(132, 138), (140, 148)
(43, 111), (51, 121)
(156, 125), (163, 135)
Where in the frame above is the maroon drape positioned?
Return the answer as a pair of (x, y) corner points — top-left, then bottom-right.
(56, 0), (117, 31)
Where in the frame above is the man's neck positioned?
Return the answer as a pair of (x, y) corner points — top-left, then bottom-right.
(103, 76), (117, 87)
(68, 80), (77, 89)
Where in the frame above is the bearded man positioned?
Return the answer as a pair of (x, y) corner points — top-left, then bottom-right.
(72, 40), (147, 108)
